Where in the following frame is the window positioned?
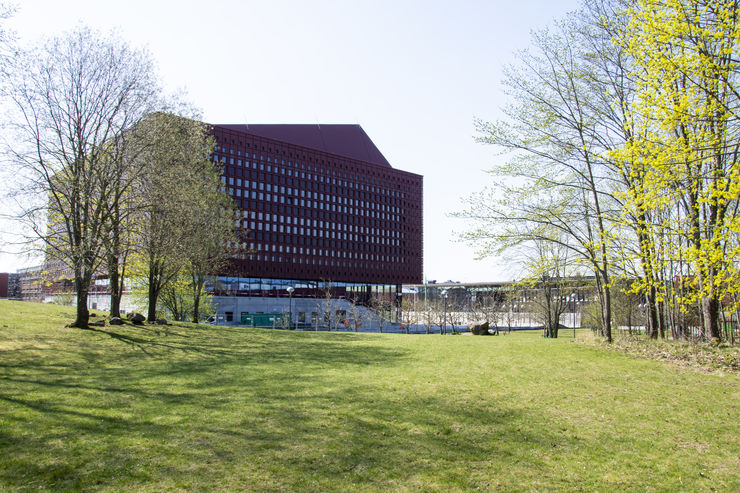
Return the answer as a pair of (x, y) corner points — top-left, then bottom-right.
(225, 312), (234, 322)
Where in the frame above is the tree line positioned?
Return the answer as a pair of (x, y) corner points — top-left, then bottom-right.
(457, 0), (740, 343)
(0, 25), (236, 329)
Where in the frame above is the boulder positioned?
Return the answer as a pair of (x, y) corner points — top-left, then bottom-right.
(155, 318), (168, 325)
(109, 317), (124, 325)
(470, 322), (491, 335)
(89, 319), (105, 327)
(127, 312), (146, 324)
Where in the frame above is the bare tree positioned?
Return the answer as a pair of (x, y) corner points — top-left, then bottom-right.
(519, 239), (574, 339)
(318, 280), (339, 331)
(447, 299), (463, 334)
(429, 300), (448, 335)
(422, 303), (433, 334)
(347, 300), (367, 332)
(472, 289), (505, 335)
(400, 297), (418, 334)
(2, 27), (158, 329)
(370, 295), (392, 333)
(0, 2), (15, 61)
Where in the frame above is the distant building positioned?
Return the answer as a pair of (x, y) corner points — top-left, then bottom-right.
(7, 273), (20, 299)
(0, 273), (8, 298)
(16, 266), (46, 302)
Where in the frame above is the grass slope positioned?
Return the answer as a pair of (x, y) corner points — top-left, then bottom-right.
(0, 299), (738, 492)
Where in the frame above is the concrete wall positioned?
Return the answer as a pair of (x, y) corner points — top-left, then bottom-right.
(44, 293), (138, 314)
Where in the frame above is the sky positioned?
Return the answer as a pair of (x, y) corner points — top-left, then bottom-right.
(0, 0), (582, 281)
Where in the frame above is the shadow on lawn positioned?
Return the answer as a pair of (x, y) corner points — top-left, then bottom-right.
(0, 327), (564, 491)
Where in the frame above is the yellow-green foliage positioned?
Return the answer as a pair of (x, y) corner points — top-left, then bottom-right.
(611, 0), (740, 312)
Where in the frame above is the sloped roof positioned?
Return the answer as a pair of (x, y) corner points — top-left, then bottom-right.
(216, 124), (392, 168)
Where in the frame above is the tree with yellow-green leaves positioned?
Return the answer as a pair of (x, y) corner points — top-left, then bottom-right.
(612, 0), (740, 340)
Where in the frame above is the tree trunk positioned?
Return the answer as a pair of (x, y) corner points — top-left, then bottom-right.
(108, 253), (121, 318)
(192, 290), (201, 323)
(702, 294), (721, 341)
(73, 276), (90, 329)
(148, 286), (158, 322)
(147, 265), (160, 322)
(191, 272), (203, 323)
(107, 198), (124, 318)
(647, 287), (659, 339)
(600, 272), (613, 343)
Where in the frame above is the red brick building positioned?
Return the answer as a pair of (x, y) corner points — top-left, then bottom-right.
(0, 273), (8, 298)
(210, 123), (423, 301)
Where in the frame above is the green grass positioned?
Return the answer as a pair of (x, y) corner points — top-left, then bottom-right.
(0, 299), (738, 492)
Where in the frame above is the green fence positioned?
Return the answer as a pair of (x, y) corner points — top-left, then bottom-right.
(240, 313), (289, 327)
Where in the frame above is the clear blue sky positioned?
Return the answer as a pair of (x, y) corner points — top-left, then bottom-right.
(1, 0), (582, 281)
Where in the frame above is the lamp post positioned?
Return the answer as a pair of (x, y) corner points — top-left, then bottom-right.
(286, 286), (295, 329)
(397, 291), (403, 329)
(441, 289), (448, 335)
(570, 292), (576, 339)
(413, 289), (417, 326)
(571, 294), (576, 338)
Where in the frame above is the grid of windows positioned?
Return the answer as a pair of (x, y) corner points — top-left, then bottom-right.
(212, 124), (423, 285)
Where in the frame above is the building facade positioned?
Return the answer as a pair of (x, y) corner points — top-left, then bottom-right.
(16, 266), (45, 302)
(0, 273), (8, 298)
(210, 123), (423, 308)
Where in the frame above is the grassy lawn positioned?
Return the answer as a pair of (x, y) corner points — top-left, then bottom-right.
(0, 300), (738, 492)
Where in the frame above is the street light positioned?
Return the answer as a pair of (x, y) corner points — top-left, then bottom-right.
(286, 286), (295, 329)
(413, 289), (417, 325)
(570, 293), (576, 338)
(441, 289), (448, 335)
(397, 291), (403, 329)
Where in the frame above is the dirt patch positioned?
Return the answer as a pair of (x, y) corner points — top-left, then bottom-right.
(581, 335), (740, 374)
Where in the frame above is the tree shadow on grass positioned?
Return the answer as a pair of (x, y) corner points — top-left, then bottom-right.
(0, 327), (572, 491)
(0, 380), (551, 492)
